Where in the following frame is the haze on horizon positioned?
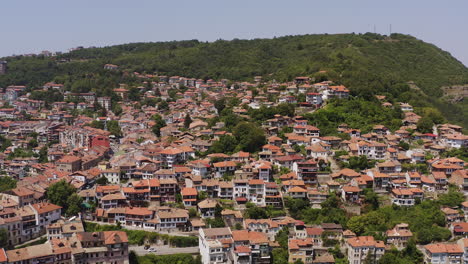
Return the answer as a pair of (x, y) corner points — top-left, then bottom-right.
(1, 0), (467, 66)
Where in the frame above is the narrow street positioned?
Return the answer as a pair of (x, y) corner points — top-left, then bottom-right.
(130, 245), (199, 256)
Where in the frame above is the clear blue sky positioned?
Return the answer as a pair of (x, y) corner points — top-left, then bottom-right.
(1, 0), (467, 65)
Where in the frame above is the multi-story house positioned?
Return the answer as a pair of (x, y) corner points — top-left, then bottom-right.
(265, 182), (282, 208)
(377, 160), (401, 174)
(391, 188), (423, 206)
(257, 163), (272, 182)
(306, 227), (324, 247)
(159, 178), (178, 203)
(306, 92), (323, 106)
(189, 161), (210, 178)
(288, 238), (314, 264)
(424, 243), (463, 264)
(157, 148), (183, 168)
(46, 219), (84, 240)
(181, 187), (198, 207)
(232, 230), (271, 264)
(199, 227), (233, 264)
(248, 179), (265, 206)
(346, 236), (385, 264)
(155, 208), (189, 232)
(198, 199), (218, 219)
(124, 207), (153, 227)
(100, 169), (121, 184)
(100, 193), (127, 209)
(213, 161), (237, 178)
(442, 133), (468, 149)
(76, 231), (129, 264)
(0, 215), (22, 246)
(386, 223), (413, 249)
(218, 181), (234, 200)
(292, 160), (318, 185)
(56, 155), (82, 173)
(31, 203), (62, 232)
(234, 179), (249, 201)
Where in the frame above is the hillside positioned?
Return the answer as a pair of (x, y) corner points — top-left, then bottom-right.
(0, 33), (467, 127)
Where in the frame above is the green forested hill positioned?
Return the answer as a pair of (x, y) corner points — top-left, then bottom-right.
(0, 33), (467, 127)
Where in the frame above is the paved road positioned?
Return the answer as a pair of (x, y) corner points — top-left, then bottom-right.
(130, 245), (199, 256)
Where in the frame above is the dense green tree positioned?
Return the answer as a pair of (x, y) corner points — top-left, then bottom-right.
(342, 155), (376, 171)
(183, 113), (192, 129)
(416, 116), (434, 133)
(209, 135), (238, 154)
(233, 122), (266, 153)
(66, 193), (83, 216)
(0, 176), (17, 192)
(128, 87), (140, 101)
(214, 98), (226, 114)
(438, 187), (464, 207)
(363, 188), (380, 211)
(38, 146), (48, 163)
(398, 141), (410, 151)
(272, 248), (289, 264)
(158, 100), (169, 111)
(107, 120), (122, 137)
(441, 147), (468, 162)
(47, 180), (77, 214)
(244, 203), (269, 219)
(89, 120), (105, 129)
(95, 176), (108, 185)
(151, 114), (166, 137)
(0, 229), (8, 249)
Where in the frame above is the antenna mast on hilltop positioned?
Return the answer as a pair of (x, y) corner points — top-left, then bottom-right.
(373, 25), (376, 34)
(389, 24), (392, 36)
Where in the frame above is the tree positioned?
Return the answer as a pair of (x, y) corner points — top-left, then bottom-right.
(234, 222), (243, 230)
(66, 193), (83, 216)
(233, 122), (266, 153)
(158, 100), (169, 111)
(0, 229), (8, 249)
(95, 177), (108, 185)
(343, 155), (376, 171)
(151, 114), (166, 137)
(363, 250), (376, 264)
(214, 204), (223, 218)
(416, 116), (434, 133)
(38, 146), (48, 163)
(0, 176), (17, 192)
(89, 120), (104, 129)
(209, 135), (238, 154)
(28, 139), (38, 148)
(128, 87), (140, 101)
(47, 180), (77, 213)
(107, 120), (122, 137)
(184, 113), (192, 129)
(272, 248), (289, 264)
(188, 208), (198, 218)
(154, 88), (161, 96)
(0, 136), (12, 152)
(112, 103), (123, 116)
(398, 141), (410, 151)
(244, 203), (269, 219)
(438, 187), (464, 207)
(363, 188), (379, 211)
(214, 98), (226, 114)
(197, 191), (208, 200)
